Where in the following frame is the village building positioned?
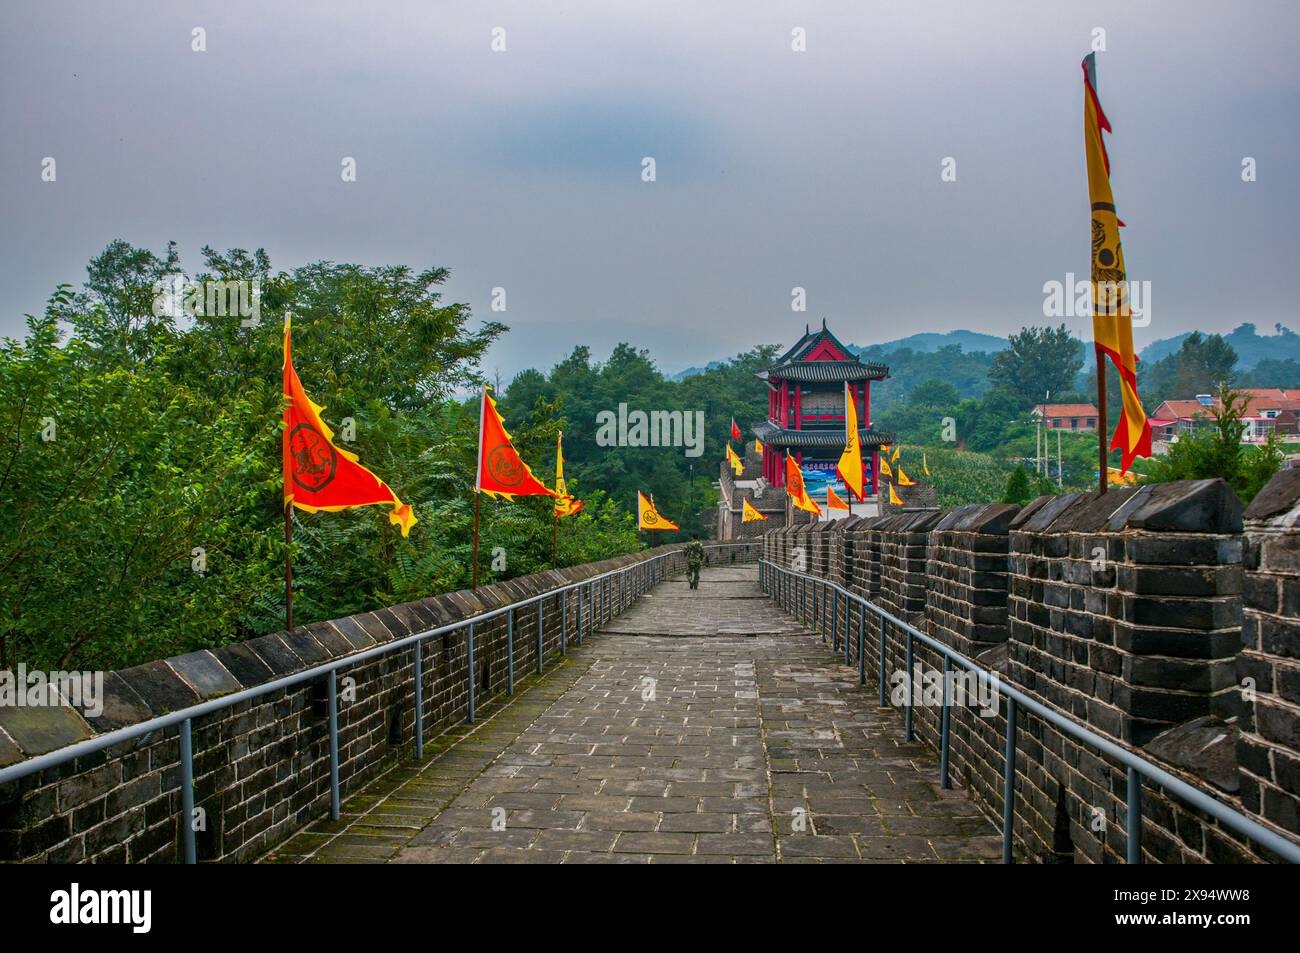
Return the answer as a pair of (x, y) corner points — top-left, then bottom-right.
(1030, 403), (1100, 433)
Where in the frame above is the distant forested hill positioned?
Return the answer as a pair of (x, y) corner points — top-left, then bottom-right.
(850, 330), (1008, 355)
(1140, 323), (1300, 369)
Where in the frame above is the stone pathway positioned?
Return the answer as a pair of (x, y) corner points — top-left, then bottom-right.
(265, 566), (1000, 864)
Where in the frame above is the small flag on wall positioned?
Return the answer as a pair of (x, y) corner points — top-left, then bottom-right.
(638, 491), (680, 531)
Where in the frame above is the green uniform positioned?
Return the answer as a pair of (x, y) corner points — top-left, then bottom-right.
(685, 540), (705, 589)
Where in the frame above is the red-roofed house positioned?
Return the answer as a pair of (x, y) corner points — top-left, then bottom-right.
(1150, 391), (1300, 443)
(1031, 403), (1100, 433)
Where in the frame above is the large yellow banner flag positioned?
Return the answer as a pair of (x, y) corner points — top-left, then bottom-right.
(835, 381), (865, 501)
(784, 453), (822, 517)
(638, 491), (680, 531)
(742, 498), (768, 522)
(1083, 52), (1151, 472)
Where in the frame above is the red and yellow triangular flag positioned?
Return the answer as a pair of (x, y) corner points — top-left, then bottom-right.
(879, 456), (893, 480)
(784, 453), (822, 516)
(897, 466), (915, 487)
(754, 437), (764, 455)
(476, 387), (557, 500)
(283, 316), (416, 536)
(742, 498), (768, 522)
(889, 483), (903, 506)
(836, 381), (865, 501)
(827, 486), (850, 511)
(638, 491), (679, 531)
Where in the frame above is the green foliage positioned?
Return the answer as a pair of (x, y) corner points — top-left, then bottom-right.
(1002, 465), (1033, 505)
(504, 342), (774, 539)
(987, 325), (1084, 408)
(1141, 331), (1238, 408)
(1, 241), (639, 671)
(1141, 386), (1283, 505)
(909, 447), (1012, 509)
(859, 344), (994, 415)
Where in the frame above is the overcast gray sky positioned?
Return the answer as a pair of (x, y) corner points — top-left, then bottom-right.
(2, 1), (1297, 379)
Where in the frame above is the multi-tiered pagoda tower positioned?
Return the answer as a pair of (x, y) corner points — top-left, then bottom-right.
(753, 320), (891, 498)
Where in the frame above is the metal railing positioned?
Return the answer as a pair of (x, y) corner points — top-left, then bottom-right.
(0, 542), (759, 863)
(758, 558), (1300, 865)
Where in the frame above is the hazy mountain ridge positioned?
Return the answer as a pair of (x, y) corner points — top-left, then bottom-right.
(671, 323), (1300, 382)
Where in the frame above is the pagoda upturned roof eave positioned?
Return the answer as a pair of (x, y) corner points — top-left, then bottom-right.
(752, 420), (894, 448)
(760, 361), (889, 383)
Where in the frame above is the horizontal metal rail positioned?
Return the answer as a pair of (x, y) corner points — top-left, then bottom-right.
(0, 542), (759, 862)
(760, 558), (1300, 865)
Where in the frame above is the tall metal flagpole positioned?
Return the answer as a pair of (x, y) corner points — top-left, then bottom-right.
(472, 386), (486, 589)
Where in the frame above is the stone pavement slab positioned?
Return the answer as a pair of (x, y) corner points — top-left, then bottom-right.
(267, 566), (1000, 864)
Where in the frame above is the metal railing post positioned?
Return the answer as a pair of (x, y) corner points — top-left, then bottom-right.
(506, 608), (515, 696)
(328, 670), (340, 820)
(414, 639), (424, 758)
(940, 655), (951, 789)
(467, 622), (476, 723)
(561, 589), (568, 656)
(857, 608), (866, 685)
(180, 717), (196, 864)
(1127, 767), (1143, 864)
(878, 614), (888, 708)
(536, 599), (544, 674)
(904, 632), (914, 741)
(842, 597), (850, 665)
(833, 591), (840, 654)
(1002, 696), (1017, 864)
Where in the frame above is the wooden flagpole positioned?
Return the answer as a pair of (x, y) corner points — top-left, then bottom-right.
(552, 510), (559, 569)
(472, 386), (486, 589)
(1096, 355), (1108, 494)
(472, 491), (481, 589)
(284, 501), (294, 632)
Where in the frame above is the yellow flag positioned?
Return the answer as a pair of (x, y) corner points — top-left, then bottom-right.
(889, 483), (903, 505)
(1083, 52), (1151, 472)
(923, 451), (930, 477)
(891, 445), (900, 463)
(726, 442), (744, 475)
(554, 431), (583, 518)
(742, 498), (768, 522)
(638, 491), (680, 531)
(827, 486), (850, 511)
(897, 466), (915, 487)
(835, 381), (865, 501)
(754, 437), (764, 455)
(879, 456), (893, 480)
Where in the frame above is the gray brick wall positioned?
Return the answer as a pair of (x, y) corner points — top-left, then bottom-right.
(763, 478), (1300, 864)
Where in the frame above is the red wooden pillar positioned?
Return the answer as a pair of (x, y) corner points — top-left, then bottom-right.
(781, 380), (789, 427)
(863, 380), (871, 427)
(795, 385), (802, 430)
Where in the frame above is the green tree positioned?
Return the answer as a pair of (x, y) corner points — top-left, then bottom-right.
(1142, 331), (1238, 407)
(988, 325), (1084, 408)
(1002, 465), (1033, 505)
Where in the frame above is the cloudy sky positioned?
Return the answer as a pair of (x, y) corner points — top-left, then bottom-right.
(2, 1), (1297, 380)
